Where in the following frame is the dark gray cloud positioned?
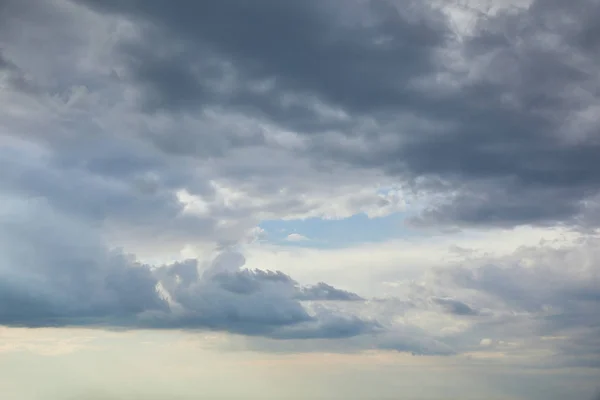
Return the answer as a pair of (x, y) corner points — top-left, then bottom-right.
(0, 50), (35, 92)
(0, 196), (383, 341)
(75, 0), (448, 114)
(210, 269), (296, 295)
(69, 0), (600, 228)
(0, 196), (168, 328)
(210, 271), (363, 301)
(150, 253), (373, 338)
(297, 282), (365, 301)
(268, 309), (380, 340)
(431, 297), (479, 316)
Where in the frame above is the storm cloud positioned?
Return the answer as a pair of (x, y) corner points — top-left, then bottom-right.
(61, 0), (600, 228)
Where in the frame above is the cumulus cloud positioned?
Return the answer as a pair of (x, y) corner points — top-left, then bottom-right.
(148, 252), (378, 339)
(297, 282), (365, 302)
(0, 195), (168, 327)
(0, 187), (454, 355)
(0, 194), (397, 346)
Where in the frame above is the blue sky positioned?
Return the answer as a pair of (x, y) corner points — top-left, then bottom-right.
(259, 212), (421, 248)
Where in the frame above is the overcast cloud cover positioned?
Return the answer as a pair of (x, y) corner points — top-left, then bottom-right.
(1, 0), (600, 399)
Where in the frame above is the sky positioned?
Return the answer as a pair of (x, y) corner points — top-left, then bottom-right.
(1, 0), (600, 399)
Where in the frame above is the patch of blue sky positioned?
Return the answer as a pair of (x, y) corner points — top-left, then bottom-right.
(259, 211), (426, 248)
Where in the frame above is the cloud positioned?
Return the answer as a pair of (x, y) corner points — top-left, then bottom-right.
(0, 0), (409, 261)
(376, 328), (456, 356)
(0, 187), (453, 356)
(426, 236), (600, 365)
(67, 0), (600, 229)
(431, 297), (480, 316)
(285, 233), (309, 242)
(0, 195), (386, 343)
(147, 253), (377, 339)
(297, 282), (364, 302)
(268, 309), (381, 340)
(74, 0), (448, 119)
(0, 195), (168, 327)
(0, 50), (35, 93)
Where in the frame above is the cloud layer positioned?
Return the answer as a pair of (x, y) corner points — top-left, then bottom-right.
(1, 0), (599, 368)
(70, 0), (600, 228)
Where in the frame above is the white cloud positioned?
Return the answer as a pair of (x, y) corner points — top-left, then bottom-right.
(286, 233), (309, 242)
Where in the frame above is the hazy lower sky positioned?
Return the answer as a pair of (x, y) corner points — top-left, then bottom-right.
(1, 0), (599, 399)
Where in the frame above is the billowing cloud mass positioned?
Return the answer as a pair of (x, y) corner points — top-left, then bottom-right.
(0, 0), (599, 375)
(70, 0), (600, 228)
(0, 194), (380, 341)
